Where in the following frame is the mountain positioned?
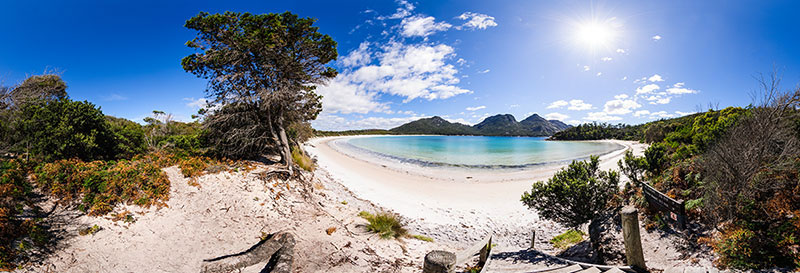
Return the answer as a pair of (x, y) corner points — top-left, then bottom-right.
(390, 114), (571, 136)
(389, 116), (477, 135)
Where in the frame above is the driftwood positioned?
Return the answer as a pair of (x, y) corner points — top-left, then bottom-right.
(200, 231), (296, 273)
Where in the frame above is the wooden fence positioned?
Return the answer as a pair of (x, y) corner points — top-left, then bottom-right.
(639, 181), (687, 230)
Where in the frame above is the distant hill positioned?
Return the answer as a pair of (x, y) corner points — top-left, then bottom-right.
(389, 116), (477, 135)
(389, 114), (571, 136)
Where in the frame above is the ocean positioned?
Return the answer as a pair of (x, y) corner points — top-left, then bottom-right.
(344, 135), (623, 168)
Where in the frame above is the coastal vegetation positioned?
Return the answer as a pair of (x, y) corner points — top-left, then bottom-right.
(0, 10), (338, 269)
(550, 75), (800, 270)
(521, 156), (618, 250)
(358, 211), (408, 239)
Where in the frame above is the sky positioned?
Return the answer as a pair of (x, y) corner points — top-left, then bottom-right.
(1, 0), (799, 130)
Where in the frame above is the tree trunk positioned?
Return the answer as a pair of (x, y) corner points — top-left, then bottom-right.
(277, 116), (293, 174)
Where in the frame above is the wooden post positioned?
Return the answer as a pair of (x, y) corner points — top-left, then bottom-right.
(479, 237), (492, 265)
(620, 206), (646, 271)
(677, 200), (687, 231)
(530, 229), (536, 249)
(423, 250), (456, 273)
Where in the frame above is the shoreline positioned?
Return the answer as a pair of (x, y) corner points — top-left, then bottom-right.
(305, 135), (647, 249)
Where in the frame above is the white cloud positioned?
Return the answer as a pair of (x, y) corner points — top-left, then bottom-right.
(509, 104), (520, 108)
(652, 35), (662, 41)
(317, 42), (471, 115)
(546, 100), (569, 109)
(566, 120), (583, 125)
(400, 15), (452, 37)
(614, 94), (629, 99)
(666, 82), (698, 94)
(312, 113), (427, 131)
(650, 111), (674, 118)
(544, 112), (569, 121)
(633, 110), (650, 117)
(649, 97), (671, 105)
(621, 76), (628, 81)
(478, 69), (490, 74)
(636, 84), (660, 94)
(184, 97), (208, 109)
(378, 0), (415, 20)
(584, 112), (622, 121)
(596, 72), (603, 76)
(103, 93), (128, 101)
(466, 105), (486, 111)
(568, 99), (593, 111)
(601, 57), (613, 62)
(340, 42), (371, 67)
(675, 111), (696, 116)
(583, 65), (590, 71)
(456, 12), (498, 30)
(616, 48), (626, 54)
(648, 74), (664, 82)
(456, 58), (467, 66)
(603, 98), (642, 115)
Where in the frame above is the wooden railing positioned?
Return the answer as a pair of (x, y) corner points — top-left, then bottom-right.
(639, 181), (687, 231)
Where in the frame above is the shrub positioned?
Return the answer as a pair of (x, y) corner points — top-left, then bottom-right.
(291, 146), (314, 172)
(550, 229), (585, 249)
(33, 158), (170, 215)
(106, 116), (147, 159)
(178, 156), (208, 178)
(358, 211), (407, 239)
(15, 99), (116, 162)
(714, 227), (760, 269)
(0, 159), (46, 270)
(521, 156), (618, 230)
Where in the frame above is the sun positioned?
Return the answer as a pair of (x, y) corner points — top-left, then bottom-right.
(573, 20), (618, 50)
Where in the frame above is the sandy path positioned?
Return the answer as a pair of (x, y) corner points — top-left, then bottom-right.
(306, 136), (647, 249)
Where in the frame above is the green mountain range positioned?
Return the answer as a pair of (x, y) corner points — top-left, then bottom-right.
(389, 114), (571, 136)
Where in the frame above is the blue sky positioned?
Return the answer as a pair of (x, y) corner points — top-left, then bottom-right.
(1, 0), (799, 130)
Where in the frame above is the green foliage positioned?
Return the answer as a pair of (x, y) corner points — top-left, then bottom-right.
(685, 198), (703, 211)
(550, 229), (585, 249)
(644, 143), (668, 176)
(78, 224), (102, 236)
(106, 116), (147, 159)
(618, 150), (647, 185)
(0, 160), (35, 269)
(358, 211), (407, 239)
(690, 107), (745, 152)
(182, 11), (337, 164)
(550, 122), (644, 141)
(33, 157), (171, 215)
(521, 156), (619, 229)
(411, 234), (434, 242)
(15, 99), (116, 162)
(291, 146), (314, 172)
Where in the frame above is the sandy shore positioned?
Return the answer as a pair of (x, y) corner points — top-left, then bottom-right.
(306, 136), (647, 250)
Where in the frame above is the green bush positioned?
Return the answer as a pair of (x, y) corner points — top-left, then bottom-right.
(291, 146), (314, 172)
(521, 156), (618, 229)
(358, 211), (407, 239)
(15, 99), (116, 162)
(106, 116), (147, 159)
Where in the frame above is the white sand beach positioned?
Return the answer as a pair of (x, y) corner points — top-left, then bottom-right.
(306, 136), (648, 251)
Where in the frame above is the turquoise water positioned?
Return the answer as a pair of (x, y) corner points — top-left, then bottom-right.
(345, 135), (623, 167)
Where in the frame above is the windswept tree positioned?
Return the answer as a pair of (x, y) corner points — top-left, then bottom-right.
(181, 11), (337, 170)
(521, 156), (619, 250)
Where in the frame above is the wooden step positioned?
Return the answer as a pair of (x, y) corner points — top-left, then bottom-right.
(575, 267), (601, 273)
(542, 264), (584, 273)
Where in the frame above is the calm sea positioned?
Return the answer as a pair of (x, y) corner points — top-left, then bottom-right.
(345, 135), (623, 168)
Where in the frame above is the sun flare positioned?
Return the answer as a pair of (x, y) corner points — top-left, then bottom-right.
(574, 20), (617, 49)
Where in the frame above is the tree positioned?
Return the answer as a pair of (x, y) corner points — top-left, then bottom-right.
(1, 74), (69, 155)
(521, 156), (619, 243)
(181, 11), (337, 171)
(618, 150), (646, 186)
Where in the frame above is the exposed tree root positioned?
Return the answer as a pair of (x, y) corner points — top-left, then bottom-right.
(200, 231), (296, 273)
